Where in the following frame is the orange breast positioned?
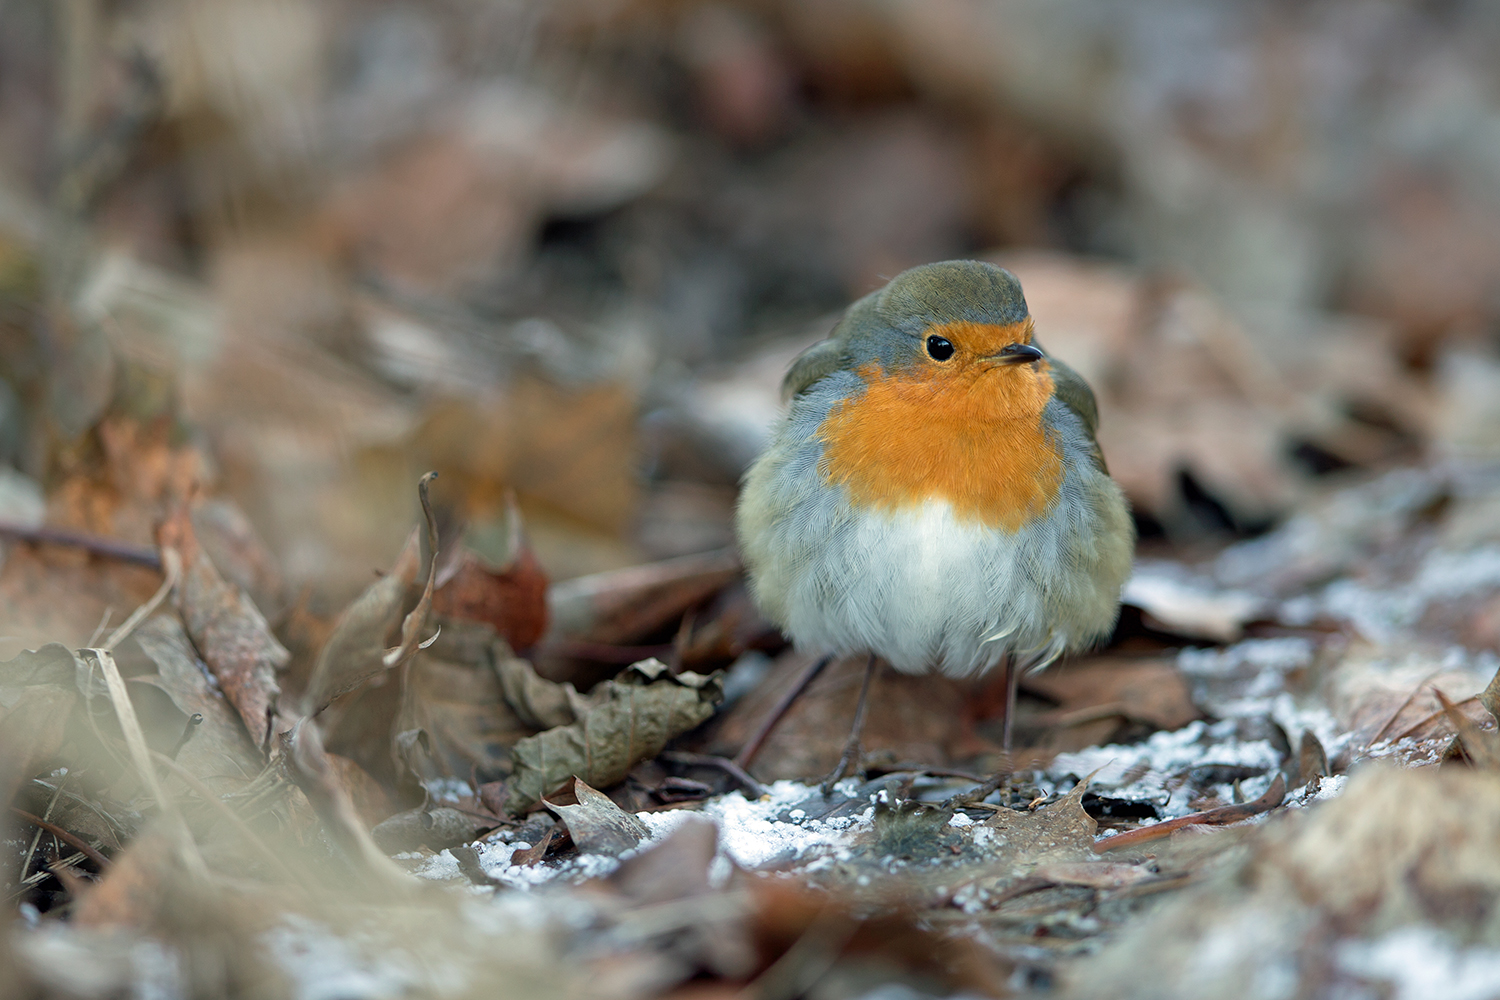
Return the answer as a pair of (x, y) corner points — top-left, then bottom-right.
(816, 351), (1063, 531)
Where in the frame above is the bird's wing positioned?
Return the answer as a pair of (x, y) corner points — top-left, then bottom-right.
(1038, 343), (1108, 473)
(781, 336), (847, 399)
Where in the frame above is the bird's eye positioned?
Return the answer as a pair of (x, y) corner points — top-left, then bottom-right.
(926, 335), (954, 361)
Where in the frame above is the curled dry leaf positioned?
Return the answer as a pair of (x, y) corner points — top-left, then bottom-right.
(507, 659), (725, 812)
(158, 506), (288, 750)
(543, 778), (649, 856)
(303, 473), (441, 715)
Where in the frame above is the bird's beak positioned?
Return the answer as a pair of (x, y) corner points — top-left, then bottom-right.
(990, 343), (1045, 365)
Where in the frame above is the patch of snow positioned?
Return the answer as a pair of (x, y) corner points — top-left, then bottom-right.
(268, 916), (431, 1000)
(423, 777), (474, 805)
(1045, 719), (1282, 819)
(1338, 927), (1500, 1000)
(638, 780), (869, 869)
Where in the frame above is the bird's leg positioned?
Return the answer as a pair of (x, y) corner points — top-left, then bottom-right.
(734, 652), (835, 771)
(820, 653), (877, 795)
(944, 652), (1017, 809)
(1001, 653), (1021, 752)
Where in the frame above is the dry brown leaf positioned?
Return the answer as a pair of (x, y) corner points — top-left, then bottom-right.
(547, 549), (742, 646)
(508, 659), (724, 812)
(709, 652), (985, 780)
(126, 615), (264, 790)
(158, 506), (288, 750)
(982, 776), (1098, 862)
(544, 778), (650, 856)
(1023, 658), (1201, 735)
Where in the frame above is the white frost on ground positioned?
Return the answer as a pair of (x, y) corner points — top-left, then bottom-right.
(267, 915), (472, 1000)
(1338, 927), (1500, 1000)
(1045, 719), (1282, 819)
(404, 780), (879, 890)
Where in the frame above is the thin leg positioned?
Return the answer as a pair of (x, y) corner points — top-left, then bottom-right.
(820, 653), (877, 795)
(734, 653), (834, 771)
(1000, 653), (1021, 751)
(943, 653), (1016, 809)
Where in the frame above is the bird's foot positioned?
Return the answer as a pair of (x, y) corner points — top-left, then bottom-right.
(943, 768), (1011, 810)
(819, 739), (864, 796)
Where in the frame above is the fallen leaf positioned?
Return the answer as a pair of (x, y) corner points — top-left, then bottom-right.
(158, 506), (289, 749)
(126, 615), (264, 789)
(1023, 657), (1201, 735)
(433, 497), (548, 651)
(304, 473), (440, 715)
(508, 659), (724, 812)
(982, 776), (1098, 862)
(543, 778), (648, 856)
(547, 549), (741, 645)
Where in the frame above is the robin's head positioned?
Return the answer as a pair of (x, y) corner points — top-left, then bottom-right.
(814, 260), (1065, 527)
(835, 260), (1049, 405)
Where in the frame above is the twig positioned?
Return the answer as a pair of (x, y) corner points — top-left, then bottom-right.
(1388, 694), (1481, 745)
(102, 547), (180, 652)
(19, 776), (67, 883)
(0, 521), (161, 568)
(659, 751), (765, 798)
(1366, 672), (1441, 747)
(1093, 774), (1287, 853)
(9, 809), (109, 869)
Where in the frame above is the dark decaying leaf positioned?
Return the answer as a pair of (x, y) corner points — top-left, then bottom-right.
(495, 653), (592, 729)
(544, 778), (649, 856)
(508, 659), (724, 812)
(433, 496), (549, 651)
(158, 506), (289, 750)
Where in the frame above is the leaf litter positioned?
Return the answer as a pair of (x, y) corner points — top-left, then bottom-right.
(10, 6), (1500, 998)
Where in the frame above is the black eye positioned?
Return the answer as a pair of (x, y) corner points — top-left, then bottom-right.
(926, 335), (954, 361)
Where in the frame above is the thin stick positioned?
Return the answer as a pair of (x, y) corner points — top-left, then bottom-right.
(659, 751), (765, 798)
(102, 547), (180, 652)
(1093, 774), (1287, 853)
(19, 775), (66, 882)
(0, 521), (161, 568)
(10, 809), (109, 869)
(1389, 694), (1481, 744)
(82, 646), (208, 879)
(734, 653), (834, 770)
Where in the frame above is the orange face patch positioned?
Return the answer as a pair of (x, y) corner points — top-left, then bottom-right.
(815, 319), (1062, 531)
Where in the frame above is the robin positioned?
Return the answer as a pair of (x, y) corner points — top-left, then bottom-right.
(734, 259), (1134, 787)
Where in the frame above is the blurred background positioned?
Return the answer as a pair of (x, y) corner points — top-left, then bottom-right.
(2, 0), (1499, 643)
